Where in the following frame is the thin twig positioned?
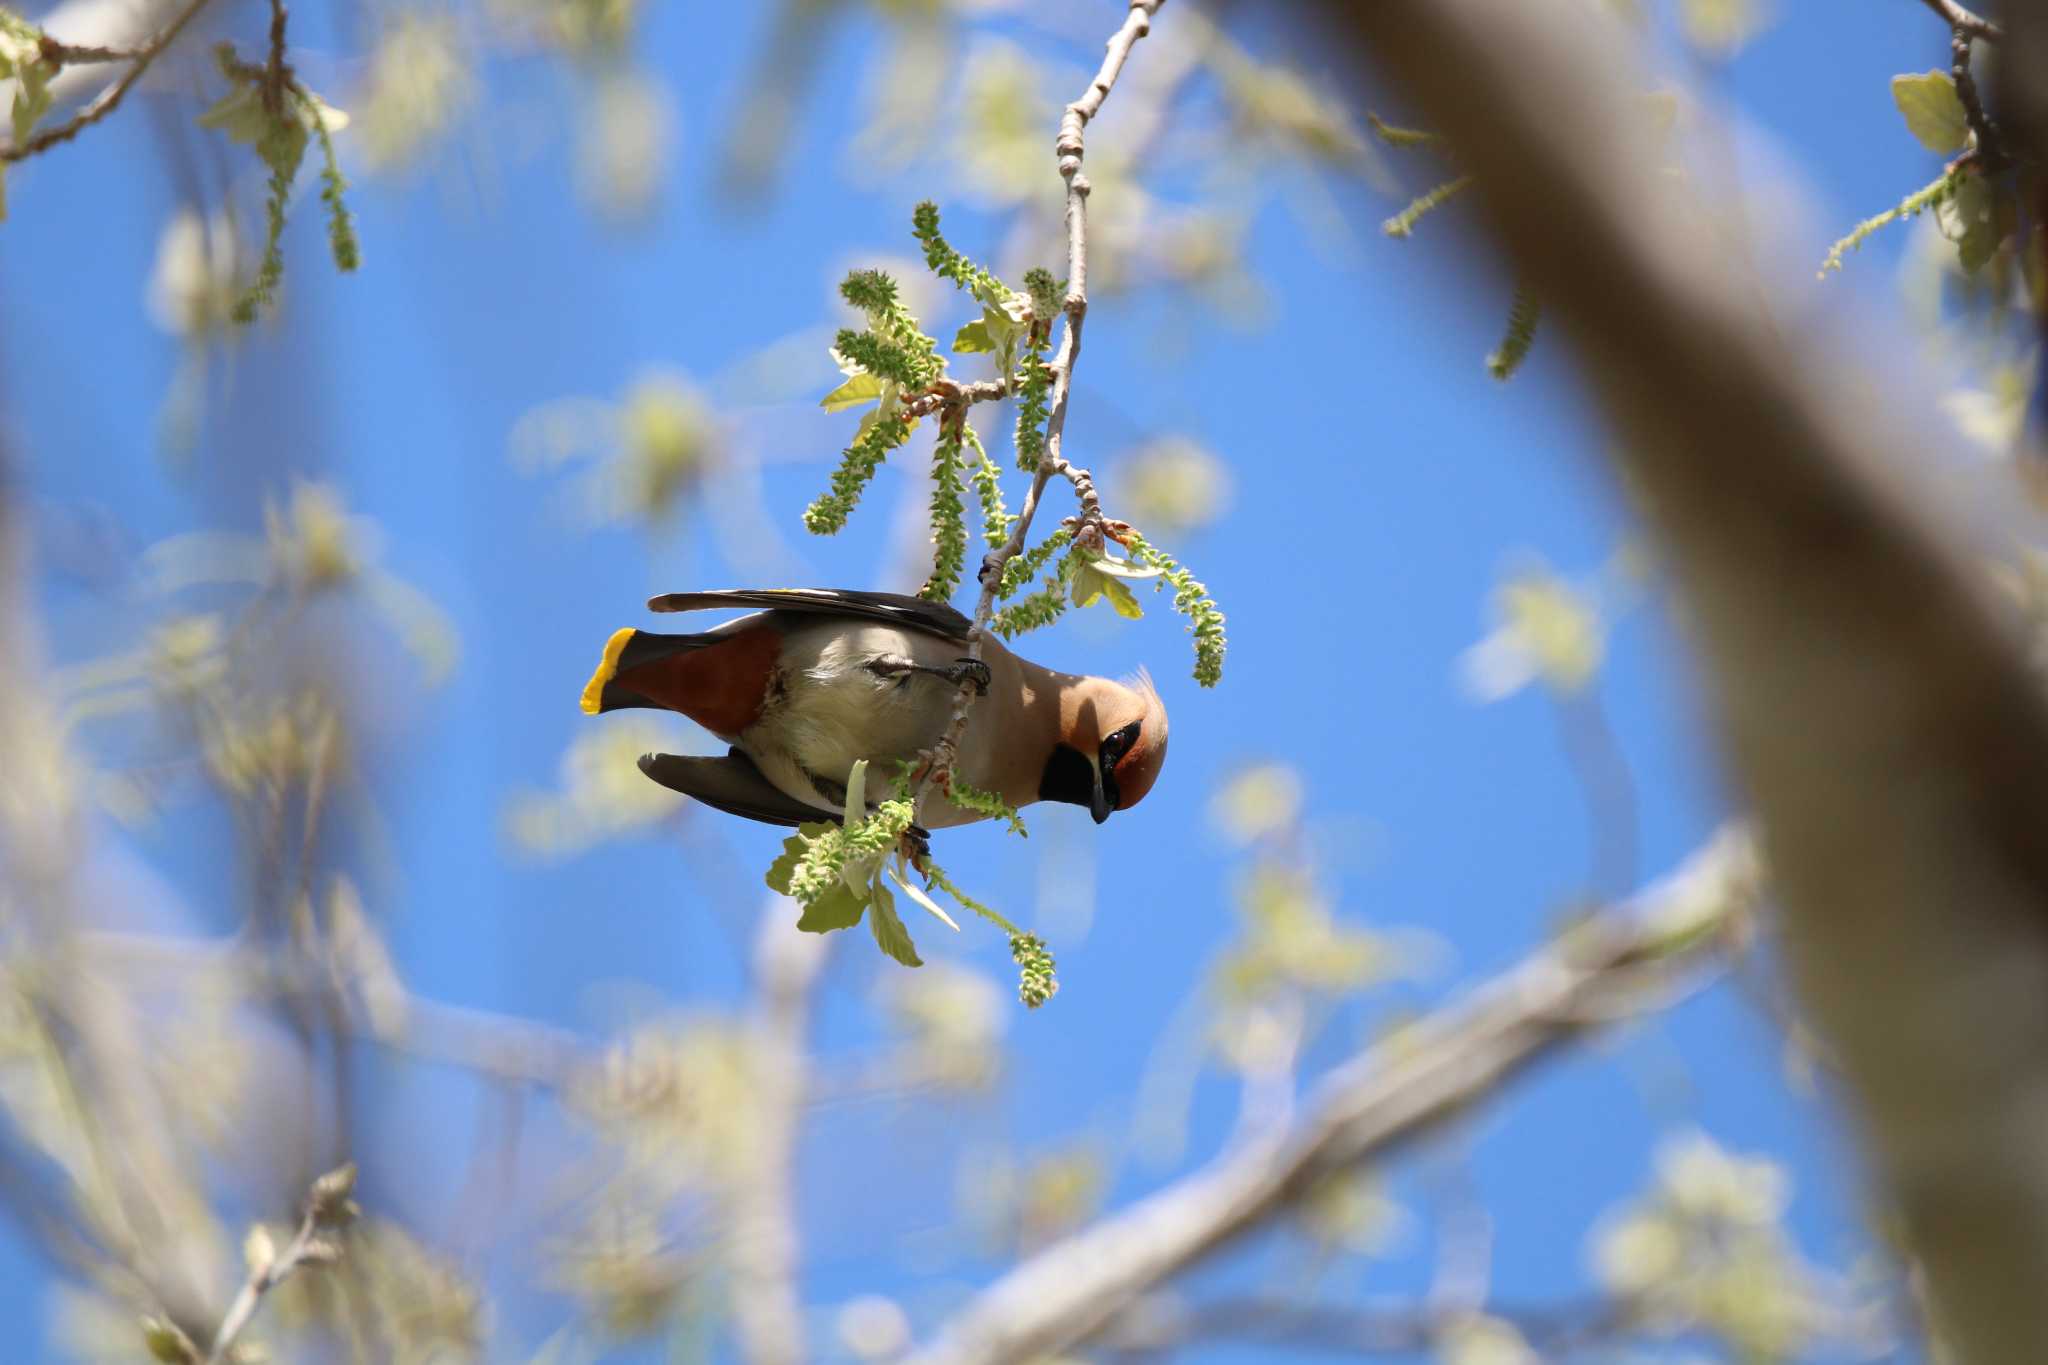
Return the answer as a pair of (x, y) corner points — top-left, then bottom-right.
(35, 37), (142, 64)
(913, 0), (1162, 798)
(902, 377), (1013, 421)
(1, 0), (216, 163)
(1915, 0), (2003, 43)
(261, 0), (288, 114)
(202, 1165), (355, 1364)
(1951, 30), (2005, 169)
(906, 830), (1754, 1365)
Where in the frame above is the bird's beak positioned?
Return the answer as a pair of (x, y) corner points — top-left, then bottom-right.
(1090, 765), (1113, 824)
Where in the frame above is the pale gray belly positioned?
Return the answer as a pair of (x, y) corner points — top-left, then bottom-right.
(741, 621), (963, 812)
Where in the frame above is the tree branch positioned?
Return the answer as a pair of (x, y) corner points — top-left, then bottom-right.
(1334, 5), (2048, 1362)
(1950, 30), (2004, 170)
(201, 1164), (355, 1364)
(1914, 0), (2003, 43)
(905, 829), (1754, 1365)
(1, 0), (216, 163)
(915, 0), (1161, 794)
(727, 899), (828, 1365)
(78, 929), (594, 1090)
(1097, 1293), (1629, 1358)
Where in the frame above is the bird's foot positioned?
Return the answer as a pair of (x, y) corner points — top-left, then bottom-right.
(899, 823), (932, 870)
(942, 658), (992, 696)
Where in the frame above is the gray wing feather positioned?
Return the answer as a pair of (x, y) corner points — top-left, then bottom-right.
(646, 588), (972, 643)
(637, 749), (827, 828)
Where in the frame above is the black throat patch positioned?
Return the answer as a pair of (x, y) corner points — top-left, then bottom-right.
(1038, 743), (1097, 810)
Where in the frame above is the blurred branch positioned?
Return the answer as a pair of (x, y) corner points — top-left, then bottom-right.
(1914, 0), (2003, 43)
(0, 0), (216, 163)
(907, 829), (1753, 1365)
(1335, 4), (2048, 1362)
(728, 899), (828, 1365)
(81, 930), (593, 1090)
(1099, 1293), (1625, 1357)
(198, 1164), (356, 1365)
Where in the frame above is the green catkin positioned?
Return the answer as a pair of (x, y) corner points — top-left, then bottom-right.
(1382, 175), (1472, 239)
(1367, 111), (1445, 149)
(1486, 284), (1540, 381)
(997, 527), (1073, 599)
(923, 422), (970, 601)
(966, 428), (1012, 548)
(805, 412), (912, 534)
(1819, 170), (1957, 277)
(1124, 531), (1226, 686)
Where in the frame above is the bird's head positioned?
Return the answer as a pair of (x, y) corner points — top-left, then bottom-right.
(1041, 669), (1169, 824)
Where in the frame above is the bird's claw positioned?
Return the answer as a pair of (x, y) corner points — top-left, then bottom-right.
(948, 658), (992, 696)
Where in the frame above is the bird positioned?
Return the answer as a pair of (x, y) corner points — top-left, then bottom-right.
(579, 588), (1167, 831)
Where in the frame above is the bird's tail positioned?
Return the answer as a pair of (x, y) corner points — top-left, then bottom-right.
(579, 629), (714, 714)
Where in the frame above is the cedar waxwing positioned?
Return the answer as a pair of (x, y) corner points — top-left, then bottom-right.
(579, 588), (1167, 830)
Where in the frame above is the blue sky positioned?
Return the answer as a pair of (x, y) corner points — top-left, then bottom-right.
(0, 1), (1964, 1358)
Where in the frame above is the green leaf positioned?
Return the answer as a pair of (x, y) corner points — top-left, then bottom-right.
(1085, 552), (1162, 581)
(197, 83), (271, 145)
(1892, 71), (1969, 155)
(1100, 575), (1144, 618)
(841, 757), (869, 827)
(887, 862), (961, 931)
(10, 58), (52, 146)
(1070, 562), (1144, 619)
(867, 881), (923, 966)
(820, 371), (885, 412)
(1939, 171), (2013, 275)
(797, 880), (867, 933)
(951, 319), (994, 354)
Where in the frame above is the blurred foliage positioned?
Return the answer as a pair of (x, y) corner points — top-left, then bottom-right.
(0, 0), (1975, 1359)
(1459, 558), (1611, 703)
(505, 716), (685, 857)
(356, 15), (478, 174)
(1592, 1130), (1857, 1361)
(1111, 436), (1232, 539)
(513, 370), (721, 530)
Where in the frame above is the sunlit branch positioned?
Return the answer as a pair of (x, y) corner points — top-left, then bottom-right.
(727, 901), (826, 1365)
(0, 0), (217, 163)
(907, 830), (1754, 1365)
(916, 0), (1161, 793)
(1913, 0), (2003, 43)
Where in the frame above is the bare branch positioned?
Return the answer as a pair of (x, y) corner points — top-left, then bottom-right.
(914, 1), (1160, 796)
(727, 900), (828, 1365)
(1950, 31), (2004, 169)
(907, 830), (1753, 1365)
(1, 0), (216, 163)
(1914, 0), (2003, 43)
(1334, 4), (2048, 1362)
(202, 1164), (356, 1364)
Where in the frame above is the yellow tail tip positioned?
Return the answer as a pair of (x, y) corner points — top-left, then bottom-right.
(580, 627), (637, 715)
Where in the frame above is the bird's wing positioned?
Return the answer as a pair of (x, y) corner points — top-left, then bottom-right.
(637, 749), (829, 828)
(646, 588), (973, 643)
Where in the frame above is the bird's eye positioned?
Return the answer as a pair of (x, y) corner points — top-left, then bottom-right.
(1103, 721), (1141, 761)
